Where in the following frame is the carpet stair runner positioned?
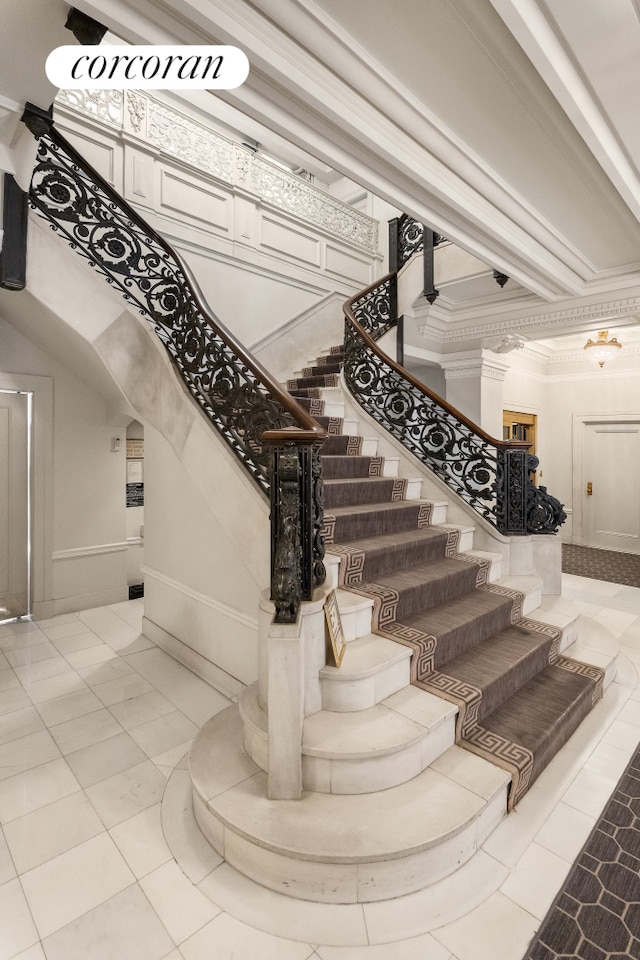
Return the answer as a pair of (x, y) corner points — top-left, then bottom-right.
(288, 345), (606, 810)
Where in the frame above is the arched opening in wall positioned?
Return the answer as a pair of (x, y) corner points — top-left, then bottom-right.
(125, 419), (144, 598)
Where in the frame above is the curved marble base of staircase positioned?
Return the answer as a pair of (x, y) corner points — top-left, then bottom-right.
(189, 703), (510, 903)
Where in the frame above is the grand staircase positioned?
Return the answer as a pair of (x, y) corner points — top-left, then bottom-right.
(190, 342), (612, 904)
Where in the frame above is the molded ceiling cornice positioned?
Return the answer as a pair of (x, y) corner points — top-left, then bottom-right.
(74, 0), (640, 304)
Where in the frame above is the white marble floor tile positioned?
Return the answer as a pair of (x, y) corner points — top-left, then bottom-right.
(198, 863), (369, 946)
(19, 832), (135, 938)
(76, 657), (138, 686)
(534, 800), (595, 864)
(13, 655), (75, 683)
(430, 891), (538, 960)
(33, 613), (79, 630)
(6, 641), (59, 667)
(617, 697), (640, 727)
(78, 607), (141, 649)
(8, 944), (47, 960)
(64, 731), (148, 788)
(593, 609), (640, 637)
(584, 738), (635, 778)
(0, 827), (16, 884)
(35, 687), (104, 726)
(92, 672), (155, 706)
(316, 934), (453, 960)
(109, 803), (173, 878)
(178, 912), (316, 960)
(0, 877), (40, 960)
(128, 710), (198, 758)
(362, 849), (508, 942)
(124, 648), (231, 725)
(0, 667), (20, 691)
(499, 842), (570, 920)
(41, 619), (96, 642)
(4, 789), (104, 874)
(0, 757), (80, 822)
(50, 631), (105, 654)
(562, 766), (622, 817)
(140, 860), (222, 944)
(40, 883), (175, 960)
(85, 759), (167, 828)
(0, 624), (44, 649)
(601, 717), (640, 752)
(0, 684), (32, 716)
(22, 671), (87, 705)
(66, 733), (147, 787)
(0, 729), (60, 781)
(0, 705), (44, 745)
(49, 706), (124, 754)
(152, 741), (194, 779)
(107, 599), (144, 629)
(108, 689), (176, 729)
(63, 643), (118, 669)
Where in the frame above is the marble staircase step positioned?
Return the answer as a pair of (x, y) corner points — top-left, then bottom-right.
(319, 632), (412, 711)
(190, 703), (510, 903)
(301, 685), (457, 794)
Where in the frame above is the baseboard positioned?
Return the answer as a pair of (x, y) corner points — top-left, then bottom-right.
(32, 585), (129, 620)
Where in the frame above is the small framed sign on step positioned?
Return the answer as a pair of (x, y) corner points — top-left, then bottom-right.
(324, 590), (347, 667)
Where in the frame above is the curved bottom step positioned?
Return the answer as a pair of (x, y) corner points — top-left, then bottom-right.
(189, 703), (509, 903)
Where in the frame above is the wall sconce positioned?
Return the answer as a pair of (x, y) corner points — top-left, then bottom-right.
(583, 330), (622, 367)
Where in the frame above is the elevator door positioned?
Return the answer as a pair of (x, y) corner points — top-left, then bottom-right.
(0, 390), (30, 620)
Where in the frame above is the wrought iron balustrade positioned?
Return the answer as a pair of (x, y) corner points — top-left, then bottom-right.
(343, 273), (566, 535)
(24, 109), (325, 622)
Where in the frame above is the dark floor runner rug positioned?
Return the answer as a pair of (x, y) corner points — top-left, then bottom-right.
(562, 544), (640, 589)
(522, 737), (640, 959)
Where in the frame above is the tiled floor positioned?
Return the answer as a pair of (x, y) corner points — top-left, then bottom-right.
(0, 575), (639, 960)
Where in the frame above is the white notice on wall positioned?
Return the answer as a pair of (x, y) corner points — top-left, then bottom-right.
(127, 460), (143, 483)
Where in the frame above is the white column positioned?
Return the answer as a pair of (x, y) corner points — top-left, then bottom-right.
(439, 350), (509, 438)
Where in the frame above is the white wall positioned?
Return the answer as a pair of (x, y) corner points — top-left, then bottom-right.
(503, 348), (640, 543)
(0, 313), (129, 616)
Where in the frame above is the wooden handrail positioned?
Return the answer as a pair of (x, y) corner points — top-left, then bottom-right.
(344, 272), (530, 452)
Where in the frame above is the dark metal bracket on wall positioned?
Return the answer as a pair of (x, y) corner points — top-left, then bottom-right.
(0, 174), (28, 290)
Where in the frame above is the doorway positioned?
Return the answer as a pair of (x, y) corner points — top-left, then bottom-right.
(0, 389), (31, 620)
(581, 420), (640, 554)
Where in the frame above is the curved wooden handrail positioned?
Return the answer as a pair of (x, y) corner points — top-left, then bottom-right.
(344, 272), (530, 452)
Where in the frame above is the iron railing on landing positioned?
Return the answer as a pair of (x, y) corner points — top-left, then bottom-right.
(343, 221), (566, 536)
(22, 105), (326, 624)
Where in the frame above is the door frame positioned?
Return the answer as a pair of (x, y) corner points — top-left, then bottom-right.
(0, 373), (53, 617)
(572, 412), (640, 547)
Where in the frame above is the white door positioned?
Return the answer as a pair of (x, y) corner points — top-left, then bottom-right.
(0, 390), (30, 619)
(583, 421), (640, 553)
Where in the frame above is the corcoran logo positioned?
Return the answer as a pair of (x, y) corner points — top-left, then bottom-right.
(46, 45), (250, 89)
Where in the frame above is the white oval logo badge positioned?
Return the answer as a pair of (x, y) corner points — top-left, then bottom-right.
(46, 45), (250, 90)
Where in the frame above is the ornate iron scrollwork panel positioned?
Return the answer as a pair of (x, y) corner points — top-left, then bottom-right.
(29, 131), (296, 494)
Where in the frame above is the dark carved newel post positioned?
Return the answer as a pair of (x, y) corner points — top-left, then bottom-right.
(264, 431), (326, 624)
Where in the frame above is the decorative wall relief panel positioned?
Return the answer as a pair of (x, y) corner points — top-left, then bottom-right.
(159, 169), (231, 232)
(260, 216), (321, 266)
(55, 89), (378, 256)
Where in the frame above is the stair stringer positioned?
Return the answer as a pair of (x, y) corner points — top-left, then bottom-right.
(335, 370), (562, 595)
